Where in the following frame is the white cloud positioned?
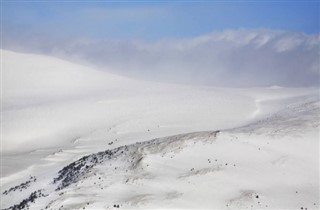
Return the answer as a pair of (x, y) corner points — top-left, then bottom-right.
(3, 29), (320, 87)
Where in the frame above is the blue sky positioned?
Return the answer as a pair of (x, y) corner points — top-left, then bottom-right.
(2, 1), (320, 41)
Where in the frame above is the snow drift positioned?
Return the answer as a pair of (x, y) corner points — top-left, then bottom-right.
(1, 50), (319, 210)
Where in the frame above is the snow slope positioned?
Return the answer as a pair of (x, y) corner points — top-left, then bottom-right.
(1, 50), (319, 210)
(2, 50), (261, 154)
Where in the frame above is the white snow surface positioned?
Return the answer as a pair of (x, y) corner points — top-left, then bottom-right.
(1, 50), (319, 210)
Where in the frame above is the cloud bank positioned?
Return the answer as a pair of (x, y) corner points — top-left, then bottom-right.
(4, 29), (320, 87)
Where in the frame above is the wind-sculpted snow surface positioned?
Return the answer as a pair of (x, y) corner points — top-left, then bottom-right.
(2, 95), (319, 209)
(234, 94), (320, 136)
(1, 131), (219, 209)
(1, 51), (319, 210)
(53, 131), (219, 190)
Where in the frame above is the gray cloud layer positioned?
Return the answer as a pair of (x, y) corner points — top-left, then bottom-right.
(4, 29), (320, 87)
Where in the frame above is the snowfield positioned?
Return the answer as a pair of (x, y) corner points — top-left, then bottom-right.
(1, 50), (319, 210)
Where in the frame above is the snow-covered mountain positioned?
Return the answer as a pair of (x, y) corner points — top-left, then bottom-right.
(1, 50), (319, 210)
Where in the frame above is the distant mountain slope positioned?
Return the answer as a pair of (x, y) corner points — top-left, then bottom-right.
(2, 50), (257, 153)
(2, 50), (130, 100)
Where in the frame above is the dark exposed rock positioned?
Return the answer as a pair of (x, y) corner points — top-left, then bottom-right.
(53, 148), (125, 190)
(52, 131), (220, 191)
(3, 176), (37, 195)
(3, 190), (44, 210)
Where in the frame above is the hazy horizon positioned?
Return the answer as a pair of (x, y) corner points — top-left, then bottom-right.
(2, 1), (319, 87)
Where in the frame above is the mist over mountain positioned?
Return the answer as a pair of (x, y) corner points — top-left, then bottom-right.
(4, 29), (319, 87)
